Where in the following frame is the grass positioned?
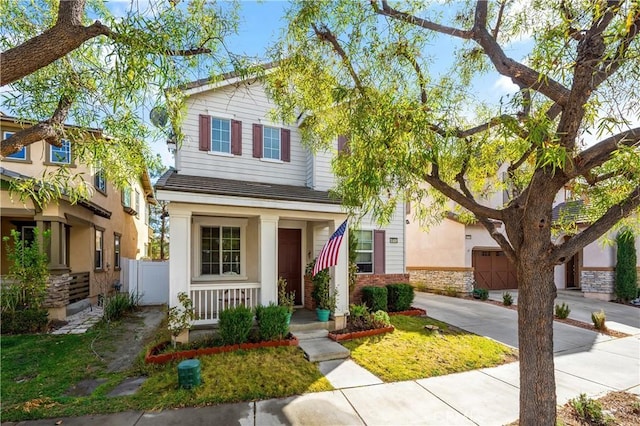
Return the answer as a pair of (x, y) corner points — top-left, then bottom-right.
(1, 324), (331, 421)
(342, 315), (516, 382)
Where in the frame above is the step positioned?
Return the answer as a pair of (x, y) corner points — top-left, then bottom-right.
(66, 299), (91, 316)
(289, 320), (335, 332)
(298, 338), (350, 362)
(293, 329), (329, 340)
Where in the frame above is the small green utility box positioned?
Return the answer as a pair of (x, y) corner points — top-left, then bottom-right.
(178, 359), (201, 389)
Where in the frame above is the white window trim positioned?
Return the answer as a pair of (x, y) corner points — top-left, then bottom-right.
(210, 116), (232, 154)
(206, 110), (235, 119)
(95, 229), (104, 270)
(50, 139), (71, 164)
(192, 217), (248, 282)
(3, 131), (27, 160)
(262, 125), (281, 161)
(259, 157), (284, 164)
(355, 229), (374, 275)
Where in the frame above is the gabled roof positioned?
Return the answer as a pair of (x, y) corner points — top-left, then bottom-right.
(155, 169), (341, 205)
(179, 62), (277, 96)
(552, 200), (588, 224)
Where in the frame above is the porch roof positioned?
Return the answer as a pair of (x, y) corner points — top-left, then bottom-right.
(156, 169), (342, 205)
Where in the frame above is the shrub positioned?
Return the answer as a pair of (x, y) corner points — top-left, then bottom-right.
(0, 308), (49, 334)
(349, 303), (369, 319)
(615, 230), (638, 302)
(502, 292), (513, 306)
(444, 286), (459, 297)
(386, 284), (414, 312)
(256, 303), (289, 341)
(591, 310), (606, 330)
(218, 305), (254, 345)
(167, 292), (195, 344)
(348, 303), (371, 330)
(371, 310), (391, 328)
(473, 288), (489, 300)
(361, 286), (388, 312)
(555, 302), (571, 319)
(569, 393), (609, 425)
(103, 292), (140, 322)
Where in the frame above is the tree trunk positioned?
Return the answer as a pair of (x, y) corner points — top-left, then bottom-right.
(517, 251), (557, 425)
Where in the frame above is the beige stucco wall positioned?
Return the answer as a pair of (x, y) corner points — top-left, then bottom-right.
(406, 217), (466, 267)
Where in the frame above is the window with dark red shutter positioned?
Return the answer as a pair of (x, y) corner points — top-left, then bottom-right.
(199, 115), (211, 151)
(374, 230), (386, 274)
(281, 128), (290, 162)
(338, 135), (349, 153)
(231, 120), (242, 155)
(253, 124), (263, 158)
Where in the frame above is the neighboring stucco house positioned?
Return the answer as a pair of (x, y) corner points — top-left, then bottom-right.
(0, 115), (156, 319)
(155, 71), (407, 328)
(406, 168), (640, 300)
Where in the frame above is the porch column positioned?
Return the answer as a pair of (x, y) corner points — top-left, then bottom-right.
(332, 218), (349, 326)
(169, 210), (191, 307)
(259, 214), (279, 306)
(48, 220), (68, 271)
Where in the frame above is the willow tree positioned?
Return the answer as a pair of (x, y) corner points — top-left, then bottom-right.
(1, 0), (240, 203)
(269, 1), (640, 424)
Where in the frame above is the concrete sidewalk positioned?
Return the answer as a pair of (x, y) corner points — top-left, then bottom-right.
(4, 293), (639, 426)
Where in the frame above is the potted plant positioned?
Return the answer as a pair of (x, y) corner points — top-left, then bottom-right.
(311, 268), (337, 321)
(278, 277), (295, 325)
(167, 292), (195, 347)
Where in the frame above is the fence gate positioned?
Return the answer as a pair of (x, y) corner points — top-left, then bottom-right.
(121, 259), (169, 305)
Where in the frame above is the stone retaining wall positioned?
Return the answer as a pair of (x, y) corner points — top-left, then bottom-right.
(408, 267), (475, 295)
(581, 269), (615, 301)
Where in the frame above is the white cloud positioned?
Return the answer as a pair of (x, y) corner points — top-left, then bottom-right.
(492, 75), (519, 95)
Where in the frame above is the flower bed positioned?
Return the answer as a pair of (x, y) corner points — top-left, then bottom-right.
(328, 326), (394, 342)
(145, 335), (299, 364)
(388, 307), (427, 317)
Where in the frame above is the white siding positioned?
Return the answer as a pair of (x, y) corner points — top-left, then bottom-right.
(357, 203), (406, 274)
(178, 82), (307, 186)
(313, 145), (336, 191)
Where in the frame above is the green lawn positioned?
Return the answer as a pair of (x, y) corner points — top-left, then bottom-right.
(1, 325), (331, 421)
(341, 315), (517, 382)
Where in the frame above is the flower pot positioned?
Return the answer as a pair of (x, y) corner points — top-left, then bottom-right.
(316, 308), (331, 322)
(286, 312), (292, 325)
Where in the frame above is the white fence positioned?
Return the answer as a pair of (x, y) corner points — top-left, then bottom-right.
(191, 284), (261, 325)
(121, 259), (169, 305)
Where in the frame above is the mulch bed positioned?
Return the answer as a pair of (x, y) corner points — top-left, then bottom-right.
(145, 335), (299, 364)
(328, 326), (394, 342)
(482, 299), (630, 338)
(388, 307), (427, 317)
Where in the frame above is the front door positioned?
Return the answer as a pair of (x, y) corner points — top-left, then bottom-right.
(278, 228), (302, 305)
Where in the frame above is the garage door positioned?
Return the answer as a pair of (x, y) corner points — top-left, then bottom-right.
(472, 250), (518, 290)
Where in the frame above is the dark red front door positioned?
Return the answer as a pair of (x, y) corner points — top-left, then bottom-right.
(278, 228), (302, 305)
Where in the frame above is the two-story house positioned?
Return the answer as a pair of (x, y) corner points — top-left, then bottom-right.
(155, 70), (408, 329)
(0, 114), (156, 319)
(406, 165), (640, 300)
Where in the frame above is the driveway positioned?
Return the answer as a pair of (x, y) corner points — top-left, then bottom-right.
(413, 291), (639, 353)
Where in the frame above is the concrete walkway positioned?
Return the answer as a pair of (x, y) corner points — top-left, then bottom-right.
(5, 293), (639, 426)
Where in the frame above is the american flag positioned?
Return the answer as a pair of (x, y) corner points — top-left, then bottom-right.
(313, 220), (348, 276)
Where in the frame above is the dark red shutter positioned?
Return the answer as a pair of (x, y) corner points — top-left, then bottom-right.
(253, 124), (263, 158)
(338, 135), (348, 152)
(231, 119), (242, 155)
(374, 230), (386, 274)
(199, 115), (211, 151)
(281, 128), (290, 162)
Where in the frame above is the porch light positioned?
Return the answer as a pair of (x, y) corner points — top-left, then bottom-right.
(166, 133), (177, 153)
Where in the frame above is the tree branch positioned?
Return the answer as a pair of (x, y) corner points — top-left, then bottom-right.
(571, 127), (640, 176)
(480, 218), (517, 263)
(311, 23), (365, 95)
(550, 185), (640, 263)
(1, 96), (73, 157)
(372, 0), (473, 39)
(395, 45), (428, 105)
(424, 171), (504, 221)
(491, 0), (508, 39)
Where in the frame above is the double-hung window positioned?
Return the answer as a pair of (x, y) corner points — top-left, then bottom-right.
(122, 186), (131, 208)
(200, 226), (241, 276)
(114, 234), (121, 270)
(211, 118), (231, 153)
(3, 132), (27, 160)
(262, 126), (281, 160)
(95, 169), (106, 193)
(50, 139), (71, 164)
(355, 230), (374, 273)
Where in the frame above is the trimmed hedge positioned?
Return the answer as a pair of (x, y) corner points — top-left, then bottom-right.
(0, 308), (49, 334)
(361, 286), (388, 312)
(386, 284), (414, 312)
(257, 303), (289, 341)
(218, 305), (254, 345)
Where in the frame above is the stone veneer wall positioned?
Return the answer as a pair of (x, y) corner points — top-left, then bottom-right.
(43, 273), (71, 309)
(408, 267), (475, 295)
(350, 274), (411, 304)
(581, 268), (615, 300)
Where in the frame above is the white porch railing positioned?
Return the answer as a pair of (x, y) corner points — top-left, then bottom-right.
(190, 283), (261, 325)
